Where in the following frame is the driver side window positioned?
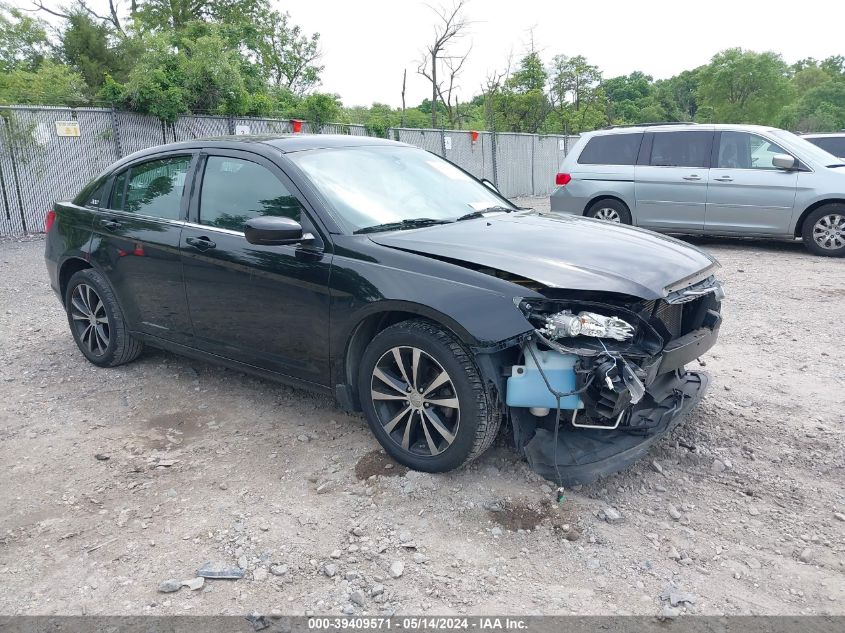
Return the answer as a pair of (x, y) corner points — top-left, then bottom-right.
(199, 156), (303, 232)
(717, 132), (788, 170)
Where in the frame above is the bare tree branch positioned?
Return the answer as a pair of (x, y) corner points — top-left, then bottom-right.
(416, 0), (472, 128)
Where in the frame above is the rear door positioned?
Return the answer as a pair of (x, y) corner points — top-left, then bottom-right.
(180, 150), (332, 385)
(634, 130), (713, 231)
(705, 131), (798, 235)
(89, 153), (196, 345)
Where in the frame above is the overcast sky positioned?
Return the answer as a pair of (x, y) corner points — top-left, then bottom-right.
(31, 0), (845, 107)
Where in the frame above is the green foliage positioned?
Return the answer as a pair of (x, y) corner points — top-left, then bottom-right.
(0, 3), (49, 73)
(696, 48), (791, 125)
(294, 92), (342, 131)
(61, 11), (130, 95)
(0, 59), (87, 105)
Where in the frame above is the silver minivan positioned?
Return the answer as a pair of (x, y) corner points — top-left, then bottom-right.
(550, 123), (845, 256)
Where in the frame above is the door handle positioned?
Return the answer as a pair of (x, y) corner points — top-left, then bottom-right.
(99, 218), (121, 231)
(682, 175), (701, 181)
(714, 176), (733, 182)
(185, 236), (216, 250)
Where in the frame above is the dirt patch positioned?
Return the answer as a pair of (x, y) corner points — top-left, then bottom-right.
(354, 449), (409, 479)
(489, 500), (549, 530)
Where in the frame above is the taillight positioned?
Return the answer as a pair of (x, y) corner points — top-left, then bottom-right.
(555, 173), (572, 186)
(45, 209), (57, 233)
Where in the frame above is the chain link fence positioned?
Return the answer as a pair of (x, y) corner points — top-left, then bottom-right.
(0, 105), (578, 236)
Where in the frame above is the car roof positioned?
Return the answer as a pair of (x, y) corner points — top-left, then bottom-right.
(584, 123), (783, 137)
(114, 134), (410, 167)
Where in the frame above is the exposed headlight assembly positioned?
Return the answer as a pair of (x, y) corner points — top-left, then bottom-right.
(541, 310), (635, 342)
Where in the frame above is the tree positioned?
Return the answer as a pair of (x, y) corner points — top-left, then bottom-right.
(294, 92), (342, 131)
(417, 0), (471, 128)
(655, 68), (701, 121)
(490, 49), (549, 133)
(60, 10), (130, 95)
(256, 9), (323, 95)
(0, 59), (86, 104)
(548, 54), (605, 133)
(696, 48), (791, 125)
(0, 2), (49, 72)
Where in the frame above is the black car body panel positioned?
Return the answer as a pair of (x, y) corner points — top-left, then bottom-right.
(369, 211), (717, 300)
(45, 135), (724, 485)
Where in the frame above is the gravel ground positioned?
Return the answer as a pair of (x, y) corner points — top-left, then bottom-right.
(1, 199), (844, 617)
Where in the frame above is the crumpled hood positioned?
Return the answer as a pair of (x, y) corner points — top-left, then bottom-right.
(369, 211), (718, 299)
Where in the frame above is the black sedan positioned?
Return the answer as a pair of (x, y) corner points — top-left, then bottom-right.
(44, 135), (723, 484)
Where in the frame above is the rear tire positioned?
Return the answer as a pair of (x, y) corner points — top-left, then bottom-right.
(585, 199), (632, 225)
(65, 268), (143, 367)
(802, 204), (845, 257)
(357, 319), (500, 473)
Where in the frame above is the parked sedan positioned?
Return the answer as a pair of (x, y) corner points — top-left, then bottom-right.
(45, 135), (723, 484)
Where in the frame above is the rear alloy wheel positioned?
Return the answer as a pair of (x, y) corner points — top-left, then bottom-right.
(358, 319), (500, 472)
(69, 283), (110, 357)
(802, 204), (845, 257)
(65, 268), (144, 367)
(586, 199), (632, 225)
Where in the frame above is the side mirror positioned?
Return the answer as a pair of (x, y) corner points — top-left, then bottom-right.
(772, 154), (797, 170)
(481, 178), (501, 194)
(244, 216), (310, 246)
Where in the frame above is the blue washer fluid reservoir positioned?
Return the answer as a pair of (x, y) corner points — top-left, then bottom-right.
(506, 342), (583, 410)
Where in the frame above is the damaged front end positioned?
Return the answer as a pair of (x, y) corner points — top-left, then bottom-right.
(505, 276), (724, 485)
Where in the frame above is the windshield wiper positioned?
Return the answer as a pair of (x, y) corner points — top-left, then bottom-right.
(354, 218), (452, 234)
(455, 205), (518, 222)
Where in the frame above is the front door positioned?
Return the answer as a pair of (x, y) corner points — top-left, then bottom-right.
(180, 151), (332, 385)
(705, 131), (798, 235)
(88, 153), (196, 345)
(634, 130), (713, 231)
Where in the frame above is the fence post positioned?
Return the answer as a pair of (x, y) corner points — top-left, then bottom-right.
(490, 131), (499, 189)
(228, 116), (235, 135)
(530, 134), (536, 196)
(110, 108), (122, 159)
(439, 128), (446, 157)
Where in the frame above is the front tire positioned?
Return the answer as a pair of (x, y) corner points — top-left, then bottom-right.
(357, 319), (500, 473)
(65, 268), (143, 367)
(802, 204), (845, 257)
(585, 198), (632, 224)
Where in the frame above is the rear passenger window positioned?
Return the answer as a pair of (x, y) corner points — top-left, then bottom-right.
(74, 178), (108, 208)
(649, 132), (711, 168)
(111, 156), (192, 219)
(199, 157), (303, 232)
(577, 134), (642, 165)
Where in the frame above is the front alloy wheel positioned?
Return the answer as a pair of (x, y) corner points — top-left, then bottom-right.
(69, 283), (110, 357)
(802, 204), (845, 257)
(812, 213), (845, 251)
(371, 346), (460, 457)
(358, 319), (501, 472)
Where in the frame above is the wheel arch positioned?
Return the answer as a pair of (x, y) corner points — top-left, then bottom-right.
(794, 198), (845, 238)
(338, 303), (478, 411)
(58, 257), (93, 305)
(584, 195), (631, 216)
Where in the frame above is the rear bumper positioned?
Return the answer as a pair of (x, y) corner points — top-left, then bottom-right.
(520, 370), (709, 486)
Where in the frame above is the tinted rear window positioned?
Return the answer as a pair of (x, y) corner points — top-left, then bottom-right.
(649, 131), (711, 168)
(807, 136), (845, 157)
(577, 133), (643, 165)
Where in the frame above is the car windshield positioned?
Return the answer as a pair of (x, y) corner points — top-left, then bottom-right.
(768, 129), (844, 166)
(288, 145), (511, 233)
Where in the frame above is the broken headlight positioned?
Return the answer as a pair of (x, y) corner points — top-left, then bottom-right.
(541, 310), (635, 342)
